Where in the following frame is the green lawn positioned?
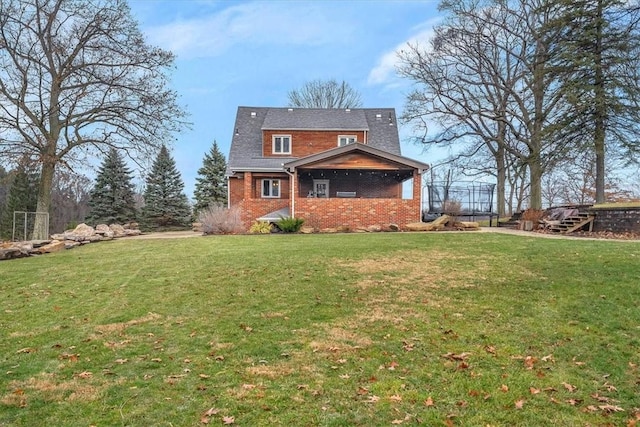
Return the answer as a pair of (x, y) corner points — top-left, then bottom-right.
(1, 233), (639, 426)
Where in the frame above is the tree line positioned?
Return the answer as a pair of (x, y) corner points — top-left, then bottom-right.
(0, 142), (227, 240)
(398, 0), (640, 215)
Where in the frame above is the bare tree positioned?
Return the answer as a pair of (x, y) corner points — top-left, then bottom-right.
(0, 0), (188, 239)
(399, 0), (571, 210)
(287, 79), (362, 109)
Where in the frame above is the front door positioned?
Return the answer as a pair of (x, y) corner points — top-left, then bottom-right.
(313, 179), (330, 198)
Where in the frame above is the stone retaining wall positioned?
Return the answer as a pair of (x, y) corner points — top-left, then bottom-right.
(590, 206), (640, 233)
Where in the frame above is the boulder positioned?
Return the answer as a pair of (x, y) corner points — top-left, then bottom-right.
(431, 214), (452, 227)
(388, 223), (400, 232)
(123, 229), (142, 236)
(36, 240), (66, 254)
(320, 227), (338, 233)
(95, 224), (115, 238)
(109, 224), (126, 237)
(123, 222), (139, 230)
(0, 247), (30, 260)
(72, 223), (96, 238)
(405, 222), (436, 232)
(366, 225), (382, 233)
(64, 241), (82, 249)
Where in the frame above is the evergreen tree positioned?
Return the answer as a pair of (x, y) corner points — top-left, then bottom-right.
(548, 0), (640, 203)
(193, 140), (228, 213)
(0, 164), (39, 240)
(142, 145), (191, 229)
(86, 148), (137, 225)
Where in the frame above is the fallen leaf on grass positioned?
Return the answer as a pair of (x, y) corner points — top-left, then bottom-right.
(391, 419), (404, 424)
(484, 345), (496, 355)
(76, 371), (92, 379)
(566, 398), (582, 406)
(524, 356), (537, 370)
(59, 353), (79, 362)
(389, 394), (402, 402)
(16, 348), (37, 354)
(115, 358), (128, 364)
(562, 382), (577, 392)
(500, 384), (509, 392)
(598, 404), (625, 413)
(222, 416), (235, 424)
(365, 395), (380, 403)
(199, 374), (210, 379)
(515, 399), (525, 409)
(424, 396), (434, 407)
(529, 387), (540, 395)
(442, 352), (471, 361)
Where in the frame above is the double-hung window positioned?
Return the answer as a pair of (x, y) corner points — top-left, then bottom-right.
(272, 135), (291, 154)
(338, 135), (357, 147)
(262, 179), (280, 198)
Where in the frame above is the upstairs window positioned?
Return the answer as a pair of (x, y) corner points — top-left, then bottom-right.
(338, 135), (357, 147)
(272, 135), (291, 154)
(262, 179), (280, 198)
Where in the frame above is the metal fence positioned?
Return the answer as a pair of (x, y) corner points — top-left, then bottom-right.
(12, 211), (49, 241)
(425, 182), (496, 219)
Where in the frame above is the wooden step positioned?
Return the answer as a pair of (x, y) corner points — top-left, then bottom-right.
(549, 215), (594, 233)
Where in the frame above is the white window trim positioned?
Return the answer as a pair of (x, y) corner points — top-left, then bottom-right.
(261, 179), (281, 198)
(272, 135), (292, 154)
(338, 135), (357, 147)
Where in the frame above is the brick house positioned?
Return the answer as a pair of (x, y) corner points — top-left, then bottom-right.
(227, 106), (429, 230)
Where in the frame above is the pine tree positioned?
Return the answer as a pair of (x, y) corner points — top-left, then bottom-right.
(142, 145), (191, 229)
(193, 140), (228, 214)
(86, 148), (138, 226)
(0, 164), (39, 240)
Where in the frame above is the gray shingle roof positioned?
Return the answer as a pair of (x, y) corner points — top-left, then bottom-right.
(227, 106), (402, 174)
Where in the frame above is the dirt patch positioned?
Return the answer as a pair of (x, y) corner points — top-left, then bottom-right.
(2, 373), (104, 407)
(94, 312), (162, 335)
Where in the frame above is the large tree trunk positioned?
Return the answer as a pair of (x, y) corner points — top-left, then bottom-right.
(33, 155), (56, 240)
(593, 0), (606, 204)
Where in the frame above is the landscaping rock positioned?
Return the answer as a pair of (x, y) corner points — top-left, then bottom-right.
(73, 223), (96, 238)
(36, 240), (66, 254)
(320, 227), (338, 233)
(388, 223), (400, 232)
(367, 225), (382, 232)
(0, 247), (30, 260)
(300, 226), (315, 234)
(95, 224), (115, 238)
(109, 224), (126, 237)
(405, 222), (437, 231)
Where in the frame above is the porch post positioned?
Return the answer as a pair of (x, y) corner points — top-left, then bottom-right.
(414, 170), (423, 221)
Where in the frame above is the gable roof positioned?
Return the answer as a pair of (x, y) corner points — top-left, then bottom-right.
(284, 142), (429, 171)
(227, 106), (402, 174)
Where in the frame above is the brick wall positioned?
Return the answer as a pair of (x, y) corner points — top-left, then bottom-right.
(238, 199), (290, 229)
(294, 170), (422, 230)
(590, 207), (640, 232)
(262, 130), (366, 157)
(294, 198), (421, 230)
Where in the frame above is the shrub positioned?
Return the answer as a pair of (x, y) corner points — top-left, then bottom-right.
(277, 216), (305, 233)
(198, 205), (243, 235)
(249, 221), (272, 234)
(521, 208), (545, 222)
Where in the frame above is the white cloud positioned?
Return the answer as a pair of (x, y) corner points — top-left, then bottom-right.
(367, 18), (441, 86)
(143, 1), (354, 60)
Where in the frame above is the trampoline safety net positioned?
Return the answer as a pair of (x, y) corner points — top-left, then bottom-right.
(425, 182), (496, 217)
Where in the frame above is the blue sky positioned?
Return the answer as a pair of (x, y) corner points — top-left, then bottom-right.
(128, 0), (444, 198)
